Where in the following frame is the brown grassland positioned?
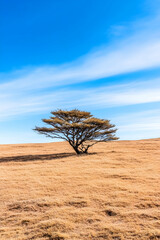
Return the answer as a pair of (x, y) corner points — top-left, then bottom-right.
(0, 139), (160, 240)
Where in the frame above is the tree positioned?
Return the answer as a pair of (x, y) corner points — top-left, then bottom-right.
(34, 109), (118, 154)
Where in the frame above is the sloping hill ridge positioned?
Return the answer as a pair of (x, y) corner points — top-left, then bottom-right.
(0, 139), (160, 240)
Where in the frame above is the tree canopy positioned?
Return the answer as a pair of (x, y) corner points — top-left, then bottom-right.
(34, 109), (118, 154)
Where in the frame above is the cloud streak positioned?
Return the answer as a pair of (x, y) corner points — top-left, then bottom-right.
(0, 78), (160, 120)
(1, 10), (160, 93)
(1, 39), (160, 93)
(116, 109), (160, 139)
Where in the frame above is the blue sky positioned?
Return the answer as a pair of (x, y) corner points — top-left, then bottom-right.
(0, 0), (160, 143)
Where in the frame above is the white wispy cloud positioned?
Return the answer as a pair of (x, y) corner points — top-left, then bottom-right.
(116, 109), (160, 139)
(1, 8), (160, 93)
(73, 79), (160, 108)
(0, 78), (160, 120)
(1, 38), (160, 92)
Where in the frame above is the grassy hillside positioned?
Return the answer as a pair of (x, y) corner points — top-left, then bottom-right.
(0, 139), (160, 240)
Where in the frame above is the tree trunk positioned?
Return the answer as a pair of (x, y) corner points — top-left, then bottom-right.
(73, 146), (81, 154)
(73, 146), (88, 154)
(74, 146), (89, 155)
(69, 142), (89, 155)
(69, 143), (81, 154)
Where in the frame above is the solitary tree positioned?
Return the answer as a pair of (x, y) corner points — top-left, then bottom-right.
(34, 109), (118, 154)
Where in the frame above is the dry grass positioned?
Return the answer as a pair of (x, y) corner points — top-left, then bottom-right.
(0, 139), (160, 240)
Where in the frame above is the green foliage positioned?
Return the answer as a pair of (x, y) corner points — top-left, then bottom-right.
(34, 109), (118, 154)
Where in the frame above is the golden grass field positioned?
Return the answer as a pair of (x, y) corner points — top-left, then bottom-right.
(0, 139), (160, 240)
